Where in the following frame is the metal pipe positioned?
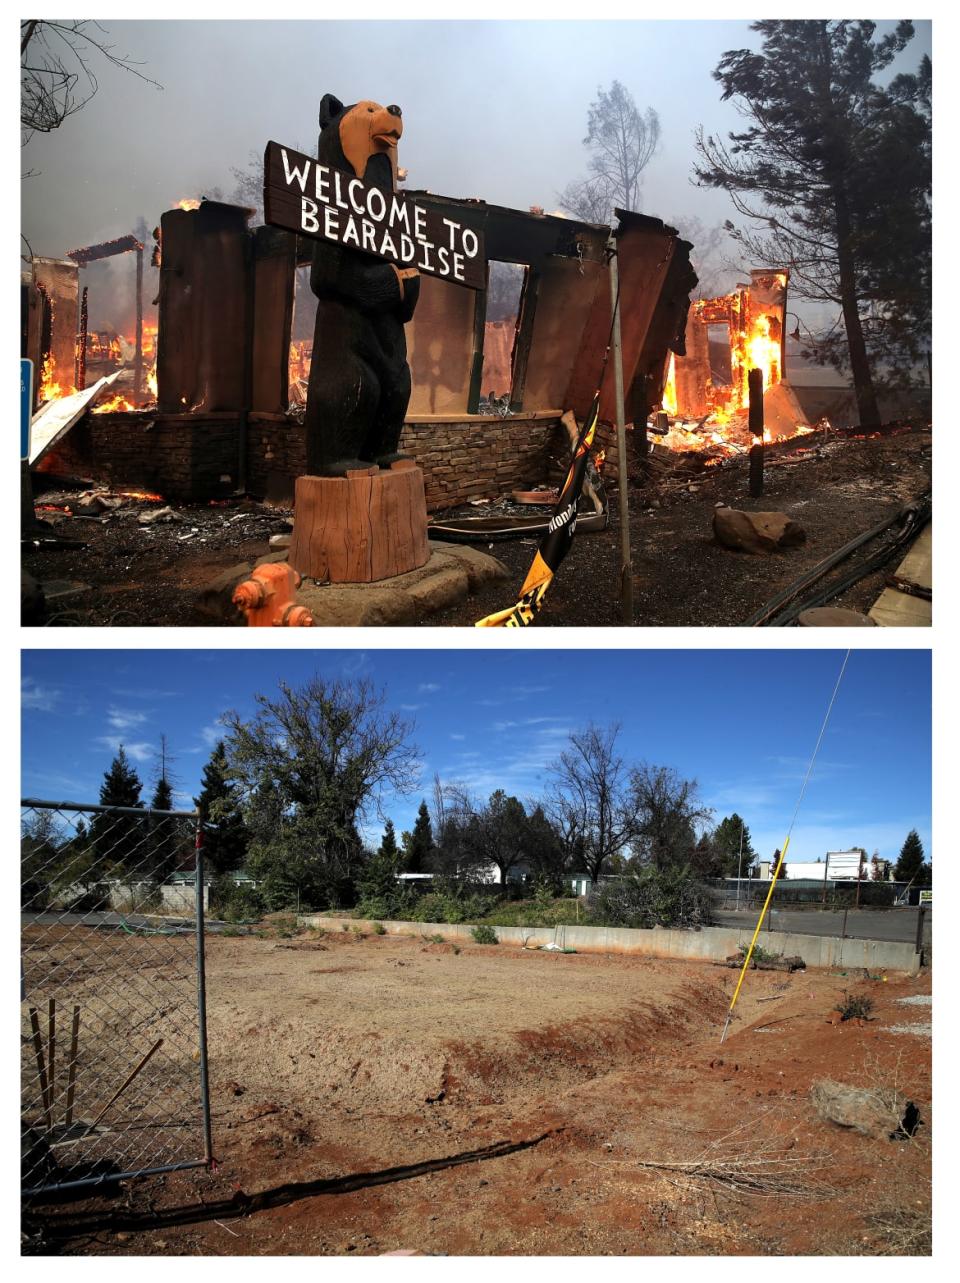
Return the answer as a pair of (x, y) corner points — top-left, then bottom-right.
(22, 799), (198, 819)
(194, 817), (213, 1165)
(607, 238), (633, 625)
(22, 1159), (209, 1199)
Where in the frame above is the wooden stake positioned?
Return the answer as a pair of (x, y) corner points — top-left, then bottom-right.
(88, 1038), (163, 1132)
(748, 367), (764, 498)
(29, 1007), (52, 1131)
(65, 1006), (80, 1126)
(47, 998), (56, 1111)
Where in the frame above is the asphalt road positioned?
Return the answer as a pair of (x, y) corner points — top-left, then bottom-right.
(713, 906), (931, 946)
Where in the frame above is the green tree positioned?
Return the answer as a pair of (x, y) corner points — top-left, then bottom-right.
(894, 829), (925, 883)
(695, 20), (931, 426)
(222, 675), (419, 911)
(360, 819), (403, 902)
(712, 814), (758, 878)
(89, 746), (144, 877)
(21, 809), (61, 910)
(521, 803), (568, 894)
(402, 800), (434, 874)
(194, 739), (250, 875)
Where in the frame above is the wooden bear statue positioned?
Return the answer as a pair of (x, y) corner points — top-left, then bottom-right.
(304, 93), (420, 476)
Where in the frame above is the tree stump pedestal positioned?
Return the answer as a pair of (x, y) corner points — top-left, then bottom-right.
(288, 460), (430, 584)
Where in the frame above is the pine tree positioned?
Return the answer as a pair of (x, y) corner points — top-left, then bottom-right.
(712, 814), (758, 878)
(695, 21), (931, 425)
(402, 800), (434, 873)
(894, 829), (925, 883)
(194, 740), (250, 875)
(360, 819), (403, 901)
(90, 746), (144, 876)
(148, 770), (179, 884)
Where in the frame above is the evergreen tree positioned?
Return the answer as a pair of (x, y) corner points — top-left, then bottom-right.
(894, 829), (925, 883)
(89, 746), (144, 876)
(695, 21), (931, 425)
(148, 771), (179, 884)
(359, 819), (403, 901)
(194, 740), (250, 875)
(402, 800), (434, 874)
(712, 814), (758, 878)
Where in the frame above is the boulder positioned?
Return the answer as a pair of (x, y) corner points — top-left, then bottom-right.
(811, 1079), (918, 1141)
(713, 506), (806, 555)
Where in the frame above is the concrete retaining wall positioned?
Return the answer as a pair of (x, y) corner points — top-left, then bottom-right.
(299, 914), (921, 974)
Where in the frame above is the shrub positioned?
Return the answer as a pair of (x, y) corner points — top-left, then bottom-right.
(371, 921), (386, 935)
(591, 865), (713, 930)
(471, 924), (498, 945)
(741, 940), (776, 965)
(216, 882), (264, 925)
(838, 992), (875, 1022)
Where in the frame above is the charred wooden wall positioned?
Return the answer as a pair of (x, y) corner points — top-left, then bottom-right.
(157, 202), (293, 416)
(30, 257), (79, 391)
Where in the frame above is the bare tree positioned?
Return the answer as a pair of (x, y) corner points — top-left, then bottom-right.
(21, 20), (161, 147)
(559, 81), (660, 224)
(629, 763), (713, 872)
(546, 722), (638, 884)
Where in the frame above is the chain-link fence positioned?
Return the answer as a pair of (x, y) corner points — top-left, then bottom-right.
(20, 800), (212, 1197)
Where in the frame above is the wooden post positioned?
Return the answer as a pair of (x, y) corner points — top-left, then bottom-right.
(915, 905), (926, 959)
(748, 366), (764, 497)
(76, 285), (88, 391)
(134, 245), (144, 403)
(608, 237), (633, 625)
(65, 1006), (80, 1126)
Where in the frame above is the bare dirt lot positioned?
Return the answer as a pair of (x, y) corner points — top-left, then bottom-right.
(24, 928), (931, 1256)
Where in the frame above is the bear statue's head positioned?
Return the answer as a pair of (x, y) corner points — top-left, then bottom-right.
(317, 94), (403, 190)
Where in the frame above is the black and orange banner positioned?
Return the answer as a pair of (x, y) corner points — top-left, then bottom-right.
(476, 393), (601, 628)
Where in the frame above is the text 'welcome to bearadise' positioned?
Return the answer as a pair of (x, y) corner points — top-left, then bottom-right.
(263, 142), (485, 289)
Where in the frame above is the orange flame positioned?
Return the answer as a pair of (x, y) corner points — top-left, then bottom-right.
(38, 352), (77, 404)
(176, 198), (201, 211)
(661, 352), (677, 416)
(92, 393), (137, 414)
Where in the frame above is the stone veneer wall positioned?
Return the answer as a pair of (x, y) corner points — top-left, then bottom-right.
(37, 411), (584, 511)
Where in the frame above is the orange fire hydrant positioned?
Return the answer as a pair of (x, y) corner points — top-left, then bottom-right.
(233, 563), (313, 627)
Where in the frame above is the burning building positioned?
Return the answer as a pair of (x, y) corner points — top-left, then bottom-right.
(655, 269), (814, 458)
(28, 195), (698, 508)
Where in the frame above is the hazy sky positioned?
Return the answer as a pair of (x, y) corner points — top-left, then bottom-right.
(21, 18), (931, 266)
(22, 648), (931, 867)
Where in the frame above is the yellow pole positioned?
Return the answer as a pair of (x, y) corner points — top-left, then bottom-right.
(721, 837), (791, 1042)
(719, 649), (851, 1043)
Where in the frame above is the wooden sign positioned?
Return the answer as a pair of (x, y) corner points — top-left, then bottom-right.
(263, 141), (485, 290)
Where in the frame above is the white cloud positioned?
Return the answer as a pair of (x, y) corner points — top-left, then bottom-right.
(399, 704), (421, 712)
(418, 683), (441, 694)
(22, 677), (59, 712)
(94, 737), (154, 763)
(450, 732), (466, 741)
(106, 706), (148, 732)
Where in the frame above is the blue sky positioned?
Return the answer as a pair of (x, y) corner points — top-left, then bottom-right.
(21, 648), (930, 866)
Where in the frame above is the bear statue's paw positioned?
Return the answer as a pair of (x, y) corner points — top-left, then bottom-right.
(374, 451), (415, 469)
(322, 457), (378, 477)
